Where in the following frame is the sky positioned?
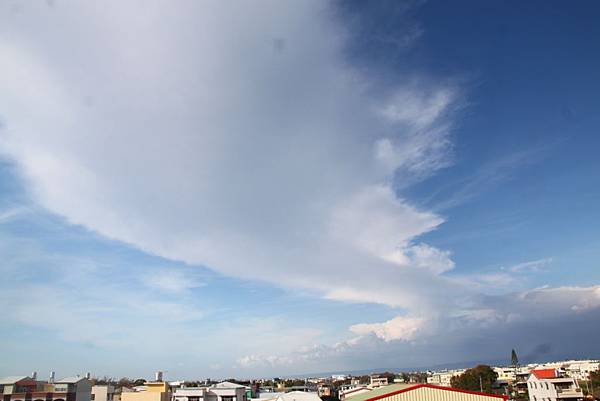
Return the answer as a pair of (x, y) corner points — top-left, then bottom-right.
(1, 0), (600, 380)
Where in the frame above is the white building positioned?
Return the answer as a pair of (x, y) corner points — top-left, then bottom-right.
(563, 360), (600, 381)
(274, 392), (321, 401)
(527, 369), (583, 401)
(173, 382), (248, 401)
(426, 370), (465, 388)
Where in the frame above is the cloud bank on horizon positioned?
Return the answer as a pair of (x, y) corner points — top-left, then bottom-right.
(0, 0), (599, 376)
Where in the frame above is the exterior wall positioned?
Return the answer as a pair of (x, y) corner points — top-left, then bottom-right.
(74, 381), (92, 401)
(2, 391), (76, 401)
(92, 386), (115, 401)
(144, 385), (169, 394)
(121, 391), (168, 401)
(527, 379), (557, 401)
(210, 388), (246, 401)
(565, 362), (600, 381)
(527, 375), (582, 401)
(370, 379), (388, 388)
(365, 385), (505, 401)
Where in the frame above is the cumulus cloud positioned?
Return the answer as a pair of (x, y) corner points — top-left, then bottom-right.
(350, 316), (426, 342)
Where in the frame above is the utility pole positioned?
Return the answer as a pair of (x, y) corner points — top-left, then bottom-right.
(480, 376), (483, 392)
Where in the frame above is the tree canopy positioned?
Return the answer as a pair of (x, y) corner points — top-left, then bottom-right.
(450, 365), (498, 393)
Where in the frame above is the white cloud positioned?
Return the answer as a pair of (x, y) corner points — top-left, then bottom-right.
(507, 257), (553, 273)
(2, 1), (596, 375)
(0, 0), (459, 312)
(350, 316), (426, 342)
(0, 206), (28, 223)
(142, 269), (204, 294)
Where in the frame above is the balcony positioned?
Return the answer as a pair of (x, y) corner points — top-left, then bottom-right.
(556, 387), (583, 398)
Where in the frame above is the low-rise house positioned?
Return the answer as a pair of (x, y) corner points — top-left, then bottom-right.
(527, 369), (583, 401)
(211, 381), (248, 401)
(173, 382), (248, 401)
(173, 387), (211, 401)
(53, 377), (92, 401)
(0, 376), (39, 396)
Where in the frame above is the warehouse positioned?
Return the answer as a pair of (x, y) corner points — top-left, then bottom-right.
(349, 384), (508, 401)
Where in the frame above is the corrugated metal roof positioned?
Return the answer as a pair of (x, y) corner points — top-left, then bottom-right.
(346, 385), (412, 401)
(365, 384), (507, 401)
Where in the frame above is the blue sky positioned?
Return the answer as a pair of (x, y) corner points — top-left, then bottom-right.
(1, 0), (600, 380)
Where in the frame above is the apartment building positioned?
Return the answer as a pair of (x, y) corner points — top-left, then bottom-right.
(527, 369), (583, 401)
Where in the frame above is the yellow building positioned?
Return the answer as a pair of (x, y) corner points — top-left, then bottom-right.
(120, 383), (170, 401)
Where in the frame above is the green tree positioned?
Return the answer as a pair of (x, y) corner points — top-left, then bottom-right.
(511, 349), (519, 367)
(451, 365), (498, 393)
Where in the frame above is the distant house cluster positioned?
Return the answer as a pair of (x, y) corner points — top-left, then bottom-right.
(2, 359), (598, 401)
(424, 359), (599, 401)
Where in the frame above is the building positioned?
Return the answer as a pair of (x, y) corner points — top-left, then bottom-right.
(343, 383), (506, 401)
(92, 385), (117, 401)
(210, 381), (248, 401)
(426, 370), (466, 388)
(274, 392), (321, 401)
(0, 376), (39, 397)
(173, 382), (249, 401)
(0, 375), (92, 401)
(369, 377), (388, 388)
(121, 381), (170, 401)
(316, 385), (331, 398)
(563, 360), (600, 381)
(173, 387), (211, 401)
(339, 387), (373, 401)
(527, 369), (583, 401)
(53, 377), (92, 401)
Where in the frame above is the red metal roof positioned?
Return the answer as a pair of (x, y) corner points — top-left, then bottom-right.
(531, 369), (557, 379)
(364, 384), (508, 401)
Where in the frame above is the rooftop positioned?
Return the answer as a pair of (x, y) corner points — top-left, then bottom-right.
(0, 376), (31, 385)
(56, 376), (88, 384)
(531, 369), (557, 379)
(345, 384), (412, 401)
